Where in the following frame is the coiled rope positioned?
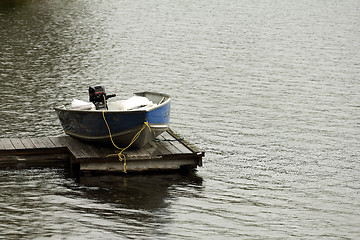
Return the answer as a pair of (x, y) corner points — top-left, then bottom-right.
(102, 110), (151, 173)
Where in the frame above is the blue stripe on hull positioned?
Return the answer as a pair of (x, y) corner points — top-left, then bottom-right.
(146, 102), (170, 124)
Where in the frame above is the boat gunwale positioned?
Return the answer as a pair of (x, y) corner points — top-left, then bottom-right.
(54, 92), (170, 114)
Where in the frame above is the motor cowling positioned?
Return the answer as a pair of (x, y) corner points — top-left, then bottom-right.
(88, 86), (116, 110)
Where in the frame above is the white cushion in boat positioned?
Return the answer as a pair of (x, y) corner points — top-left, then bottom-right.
(108, 96), (155, 111)
(70, 99), (95, 110)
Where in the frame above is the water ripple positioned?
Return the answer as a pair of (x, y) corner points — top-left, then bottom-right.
(1, 0), (359, 239)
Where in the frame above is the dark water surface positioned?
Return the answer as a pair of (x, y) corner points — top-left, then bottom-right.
(1, 0), (359, 239)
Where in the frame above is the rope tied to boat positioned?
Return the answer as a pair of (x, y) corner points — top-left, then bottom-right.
(102, 110), (151, 173)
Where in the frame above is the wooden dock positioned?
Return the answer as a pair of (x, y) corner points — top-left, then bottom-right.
(0, 129), (204, 174)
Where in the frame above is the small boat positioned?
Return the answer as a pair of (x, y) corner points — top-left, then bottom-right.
(54, 88), (170, 148)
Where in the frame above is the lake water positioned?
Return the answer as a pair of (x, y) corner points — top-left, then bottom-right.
(0, 0), (359, 239)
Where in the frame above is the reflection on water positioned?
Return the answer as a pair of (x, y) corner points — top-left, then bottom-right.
(0, 169), (203, 239)
(77, 172), (203, 210)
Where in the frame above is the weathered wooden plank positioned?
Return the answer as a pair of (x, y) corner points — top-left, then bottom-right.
(57, 137), (87, 159)
(9, 138), (25, 150)
(156, 134), (183, 154)
(0, 139), (5, 150)
(20, 138), (36, 149)
(80, 158), (198, 172)
(61, 137), (106, 161)
(126, 147), (151, 160)
(167, 129), (204, 154)
(0, 130), (203, 172)
(87, 145), (110, 159)
(161, 132), (193, 154)
(48, 136), (67, 148)
(88, 143), (119, 159)
(157, 136), (183, 155)
(79, 143), (103, 159)
(56, 136), (71, 143)
(1, 139), (15, 150)
(76, 141), (162, 162)
(124, 141), (154, 159)
(30, 138), (47, 149)
(143, 141), (162, 157)
(149, 139), (172, 155)
(0, 153), (69, 168)
(39, 137), (56, 148)
(169, 140), (193, 154)
(142, 142), (165, 157)
(161, 131), (176, 141)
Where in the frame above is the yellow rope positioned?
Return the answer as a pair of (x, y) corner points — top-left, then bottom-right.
(102, 110), (151, 173)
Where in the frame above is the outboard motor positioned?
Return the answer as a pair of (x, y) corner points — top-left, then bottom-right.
(88, 86), (116, 110)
